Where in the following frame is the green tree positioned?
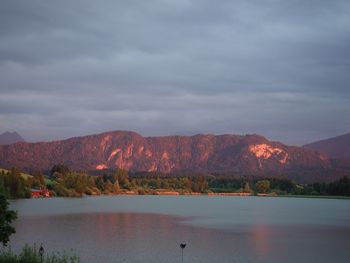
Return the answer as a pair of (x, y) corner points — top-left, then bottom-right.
(8, 168), (27, 198)
(116, 169), (129, 187)
(113, 180), (120, 194)
(243, 182), (251, 193)
(255, 180), (271, 193)
(0, 195), (17, 246)
(192, 176), (209, 193)
(96, 176), (105, 192)
(0, 174), (8, 198)
(156, 177), (161, 189)
(33, 170), (45, 187)
(50, 164), (70, 178)
(104, 180), (113, 193)
(161, 180), (169, 189)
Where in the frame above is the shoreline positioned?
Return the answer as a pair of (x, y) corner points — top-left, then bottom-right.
(30, 191), (350, 200)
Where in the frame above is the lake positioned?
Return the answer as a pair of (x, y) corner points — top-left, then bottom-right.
(9, 196), (350, 263)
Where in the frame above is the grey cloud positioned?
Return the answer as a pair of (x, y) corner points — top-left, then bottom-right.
(0, 0), (349, 145)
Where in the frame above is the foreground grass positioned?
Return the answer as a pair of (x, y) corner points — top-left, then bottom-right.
(0, 244), (79, 263)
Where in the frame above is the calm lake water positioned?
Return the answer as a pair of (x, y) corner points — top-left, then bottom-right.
(9, 196), (350, 263)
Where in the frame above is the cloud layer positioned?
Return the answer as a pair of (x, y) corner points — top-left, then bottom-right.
(1, 0), (349, 145)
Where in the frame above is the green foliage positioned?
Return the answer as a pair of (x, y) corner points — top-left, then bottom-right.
(50, 165), (70, 178)
(3, 165), (350, 198)
(0, 169), (31, 199)
(255, 180), (271, 193)
(0, 195), (17, 246)
(328, 177), (350, 196)
(52, 183), (71, 197)
(103, 180), (113, 194)
(191, 176), (209, 193)
(95, 177), (105, 192)
(115, 169), (129, 187)
(0, 173), (8, 198)
(32, 171), (46, 189)
(0, 168), (33, 181)
(243, 182), (251, 193)
(113, 181), (120, 194)
(0, 244), (79, 263)
(208, 177), (244, 191)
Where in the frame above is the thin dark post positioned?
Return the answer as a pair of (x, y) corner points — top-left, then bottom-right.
(180, 243), (186, 263)
(39, 244), (44, 263)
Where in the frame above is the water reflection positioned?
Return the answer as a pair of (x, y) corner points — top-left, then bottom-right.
(252, 224), (271, 259)
(10, 197), (350, 263)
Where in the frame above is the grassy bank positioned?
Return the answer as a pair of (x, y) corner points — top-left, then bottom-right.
(0, 244), (79, 263)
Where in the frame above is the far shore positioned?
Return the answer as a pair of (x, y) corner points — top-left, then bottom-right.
(38, 191), (350, 200)
(90, 192), (350, 200)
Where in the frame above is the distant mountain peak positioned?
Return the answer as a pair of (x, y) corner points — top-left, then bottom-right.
(0, 131), (24, 145)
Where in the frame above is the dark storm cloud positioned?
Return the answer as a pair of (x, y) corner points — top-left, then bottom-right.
(0, 0), (349, 145)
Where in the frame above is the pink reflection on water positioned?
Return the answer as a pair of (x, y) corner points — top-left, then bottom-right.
(252, 224), (271, 259)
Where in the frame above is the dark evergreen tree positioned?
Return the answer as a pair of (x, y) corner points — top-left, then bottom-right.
(0, 195), (17, 246)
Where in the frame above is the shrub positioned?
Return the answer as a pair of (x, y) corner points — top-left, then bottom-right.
(0, 244), (80, 263)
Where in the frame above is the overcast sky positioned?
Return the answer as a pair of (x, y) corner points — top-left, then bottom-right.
(0, 0), (349, 145)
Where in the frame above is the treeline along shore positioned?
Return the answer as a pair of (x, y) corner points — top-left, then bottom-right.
(1, 165), (350, 199)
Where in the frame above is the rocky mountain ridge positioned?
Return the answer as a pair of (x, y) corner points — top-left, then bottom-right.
(0, 130), (336, 182)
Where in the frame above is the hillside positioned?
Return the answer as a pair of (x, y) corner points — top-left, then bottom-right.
(0, 168), (32, 180)
(0, 130), (338, 182)
(304, 133), (350, 159)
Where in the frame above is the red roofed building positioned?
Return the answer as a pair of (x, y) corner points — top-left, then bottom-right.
(31, 188), (50, 198)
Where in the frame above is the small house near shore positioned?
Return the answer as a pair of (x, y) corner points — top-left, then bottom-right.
(31, 188), (50, 198)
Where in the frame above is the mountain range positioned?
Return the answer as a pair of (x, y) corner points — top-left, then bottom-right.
(1, 130), (349, 183)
